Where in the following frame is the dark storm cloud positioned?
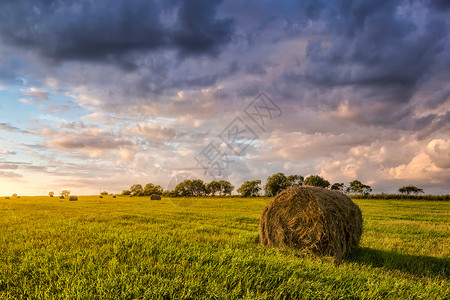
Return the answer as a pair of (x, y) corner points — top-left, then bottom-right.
(428, 0), (450, 10)
(0, 0), (233, 65)
(172, 0), (234, 57)
(281, 0), (449, 105)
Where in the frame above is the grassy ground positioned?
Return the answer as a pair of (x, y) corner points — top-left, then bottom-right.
(0, 195), (448, 299)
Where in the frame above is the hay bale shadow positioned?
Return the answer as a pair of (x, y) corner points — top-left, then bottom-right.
(344, 247), (450, 279)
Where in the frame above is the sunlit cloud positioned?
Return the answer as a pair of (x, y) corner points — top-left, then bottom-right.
(0, 0), (449, 195)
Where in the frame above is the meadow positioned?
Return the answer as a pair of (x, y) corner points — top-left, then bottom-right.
(0, 195), (448, 299)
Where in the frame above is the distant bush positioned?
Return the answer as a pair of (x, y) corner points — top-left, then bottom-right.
(350, 194), (449, 201)
(121, 190), (131, 196)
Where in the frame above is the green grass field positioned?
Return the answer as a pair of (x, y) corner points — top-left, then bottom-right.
(0, 196), (448, 299)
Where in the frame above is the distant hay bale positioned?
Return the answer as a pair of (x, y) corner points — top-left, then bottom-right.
(259, 186), (363, 261)
(99, 196), (103, 198)
(69, 195), (78, 201)
(113, 196), (116, 198)
(5, 196), (10, 199)
(17, 196), (20, 198)
(150, 194), (161, 200)
(60, 196), (64, 199)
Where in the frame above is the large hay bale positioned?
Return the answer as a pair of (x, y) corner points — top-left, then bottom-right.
(69, 195), (78, 201)
(60, 196), (64, 199)
(259, 186), (363, 261)
(113, 195), (116, 198)
(5, 196), (10, 199)
(150, 194), (161, 200)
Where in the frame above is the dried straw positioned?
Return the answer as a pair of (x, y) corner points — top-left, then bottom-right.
(259, 186), (363, 261)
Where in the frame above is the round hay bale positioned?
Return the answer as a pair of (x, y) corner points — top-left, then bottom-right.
(113, 195), (116, 198)
(5, 196), (10, 199)
(259, 186), (363, 261)
(69, 195), (78, 201)
(60, 196), (64, 199)
(150, 194), (161, 200)
(99, 196), (103, 198)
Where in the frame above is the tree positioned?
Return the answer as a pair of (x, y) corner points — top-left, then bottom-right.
(348, 180), (372, 196)
(142, 184), (163, 196)
(304, 175), (330, 188)
(207, 180), (234, 196)
(264, 173), (287, 196)
(206, 181), (222, 196)
(100, 191), (108, 196)
(174, 179), (206, 197)
(264, 173), (304, 197)
(330, 183), (345, 192)
(12, 193), (17, 197)
(121, 190), (131, 196)
(49, 191), (54, 197)
(130, 184), (143, 196)
(237, 180), (261, 197)
(60, 190), (70, 197)
(399, 185), (424, 195)
(191, 180), (206, 196)
(144, 183), (155, 191)
(285, 175), (304, 188)
(219, 180), (234, 196)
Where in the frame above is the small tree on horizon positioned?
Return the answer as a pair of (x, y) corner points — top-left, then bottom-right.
(219, 180), (234, 196)
(330, 183), (345, 193)
(264, 173), (288, 196)
(49, 191), (55, 197)
(304, 175), (330, 189)
(264, 173), (304, 197)
(130, 184), (143, 196)
(399, 185), (424, 195)
(60, 190), (70, 197)
(174, 179), (206, 197)
(348, 180), (372, 196)
(100, 191), (108, 196)
(237, 180), (261, 197)
(141, 183), (163, 196)
(285, 175), (304, 188)
(206, 181), (221, 196)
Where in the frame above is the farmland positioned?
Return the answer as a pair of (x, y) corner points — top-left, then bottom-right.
(0, 196), (448, 299)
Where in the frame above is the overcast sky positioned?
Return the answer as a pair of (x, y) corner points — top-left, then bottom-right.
(0, 0), (449, 195)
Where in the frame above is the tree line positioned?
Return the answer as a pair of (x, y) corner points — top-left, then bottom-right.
(45, 174), (429, 198)
(113, 173), (425, 198)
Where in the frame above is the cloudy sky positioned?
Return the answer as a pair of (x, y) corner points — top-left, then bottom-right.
(0, 0), (449, 195)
